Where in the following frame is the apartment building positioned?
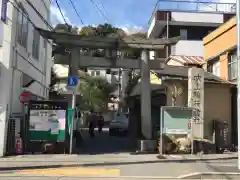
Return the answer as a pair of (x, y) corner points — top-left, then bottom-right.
(148, 0), (235, 67)
(0, 0), (52, 156)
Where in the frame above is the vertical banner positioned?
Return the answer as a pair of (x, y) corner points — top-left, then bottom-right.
(188, 67), (204, 139)
(1, 0), (8, 23)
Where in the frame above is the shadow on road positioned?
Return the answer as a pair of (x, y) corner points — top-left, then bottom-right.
(77, 128), (134, 155)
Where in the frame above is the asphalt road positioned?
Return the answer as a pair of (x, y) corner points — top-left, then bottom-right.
(78, 128), (134, 154)
(0, 128), (239, 179)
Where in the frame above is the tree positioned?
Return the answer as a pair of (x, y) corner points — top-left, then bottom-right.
(79, 76), (117, 111)
(125, 71), (140, 97)
(54, 23), (79, 34)
(79, 23), (126, 37)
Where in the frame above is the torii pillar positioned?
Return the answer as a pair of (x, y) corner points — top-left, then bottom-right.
(139, 49), (155, 152)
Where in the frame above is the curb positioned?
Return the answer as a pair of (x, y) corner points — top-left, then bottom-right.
(178, 172), (240, 179)
(0, 155), (237, 171)
(156, 155), (237, 162)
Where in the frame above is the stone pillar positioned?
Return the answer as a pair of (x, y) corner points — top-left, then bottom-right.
(188, 67), (204, 139)
(140, 49), (152, 140)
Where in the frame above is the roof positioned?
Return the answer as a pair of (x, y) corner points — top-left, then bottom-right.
(155, 65), (230, 84)
(129, 65), (232, 97)
(166, 55), (204, 66)
(37, 28), (179, 50)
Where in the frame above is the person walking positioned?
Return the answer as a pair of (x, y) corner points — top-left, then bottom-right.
(98, 112), (104, 134)
(88, 110), (96, 138)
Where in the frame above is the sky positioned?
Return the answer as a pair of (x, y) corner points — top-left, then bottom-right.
(50, 0), (236, 34)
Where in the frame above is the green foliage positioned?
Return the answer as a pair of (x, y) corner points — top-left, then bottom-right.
(125, 71), (141, 96)
(79, 23), (126, 37)
(79, 76), (117, 111)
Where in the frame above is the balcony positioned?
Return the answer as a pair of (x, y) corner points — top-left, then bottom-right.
(148, 0), (236, 38)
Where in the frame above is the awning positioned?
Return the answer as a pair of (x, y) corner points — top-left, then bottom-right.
(166, 55), (204, 66)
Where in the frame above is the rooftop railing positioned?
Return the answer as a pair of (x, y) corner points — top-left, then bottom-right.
(149, 0), (236, 24)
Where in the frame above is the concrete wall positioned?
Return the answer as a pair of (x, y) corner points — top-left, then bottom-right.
(166, 82), (231, 143)
(171, 40), (203, 56)
(0, 0), (52, 156)
(171, 12), (224, 24)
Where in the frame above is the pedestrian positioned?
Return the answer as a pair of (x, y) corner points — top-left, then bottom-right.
(88, 110), (96, 138)
(98, 112), (104, 133)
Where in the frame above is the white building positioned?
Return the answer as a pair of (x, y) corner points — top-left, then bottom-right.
(0, 0), (52, 156)
(148, 0), (235, 70)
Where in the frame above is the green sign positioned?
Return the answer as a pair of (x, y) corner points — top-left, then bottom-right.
(161, 106), (193, 135)
(28, 109), (67, 141)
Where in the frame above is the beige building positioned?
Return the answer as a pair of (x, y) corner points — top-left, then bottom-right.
(130, 66), (233, 146)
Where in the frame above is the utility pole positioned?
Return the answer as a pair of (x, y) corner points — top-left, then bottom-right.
(236, 0), (240, 170)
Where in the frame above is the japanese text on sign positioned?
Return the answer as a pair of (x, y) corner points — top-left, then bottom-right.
(191, 74), (202, 123)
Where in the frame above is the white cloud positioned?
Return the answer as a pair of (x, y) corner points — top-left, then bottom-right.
(118, 24), (145, 35)
(50, 5), (71, 25)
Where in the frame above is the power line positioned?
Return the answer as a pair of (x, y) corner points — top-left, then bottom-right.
(88, 0), (109, 23)
(55, 0), (68, 24)
(68, 0), (85, 26)
(25, 0), (54, 31)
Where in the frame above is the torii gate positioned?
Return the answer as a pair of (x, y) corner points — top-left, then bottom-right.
(38, 28), (179, 148)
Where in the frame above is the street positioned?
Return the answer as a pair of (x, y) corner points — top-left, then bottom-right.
(0, 128), (239, 179)
(78, 127), (133, 154)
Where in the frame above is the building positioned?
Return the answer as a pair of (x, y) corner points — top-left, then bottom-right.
(203, 16), (237, 145)
(129, 66), (233, 150)
(148, 0), (235, 66)
(0, 0), (52, 156)
(203, 16), (237, 82)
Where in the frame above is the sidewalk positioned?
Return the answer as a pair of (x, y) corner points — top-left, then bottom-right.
(0, 153), (237, 171)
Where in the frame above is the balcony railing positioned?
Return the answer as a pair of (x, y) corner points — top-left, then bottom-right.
(149, 0), (236, 25)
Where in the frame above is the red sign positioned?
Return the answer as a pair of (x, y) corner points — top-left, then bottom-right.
(19, 90), (32, 104)
(15, 137), (22, 154)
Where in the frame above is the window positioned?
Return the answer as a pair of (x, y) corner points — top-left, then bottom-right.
(96, 71), (100, 76)
(228, 52), (237, 80)
(32, 28), (40, 60)
(212, 61), (220, 77)
(180, 29), (187, 40)
(91, 71), (95, 76)
(207, 63), (213, 73)
(17, 7), (28, 48)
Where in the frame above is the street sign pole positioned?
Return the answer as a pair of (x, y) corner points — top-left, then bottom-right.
(69, 90), (76, 154)
(67, 75), (78, 154)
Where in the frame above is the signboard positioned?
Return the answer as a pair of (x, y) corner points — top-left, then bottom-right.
(19, 90), (33, 104)
(28, 102), (67, 142)
(160, 106), (194, 135)
(188, 67), (204, 138)
(67, 75), (78, 87)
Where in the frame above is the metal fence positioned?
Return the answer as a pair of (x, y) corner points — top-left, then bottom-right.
(156, 0), (236, 13)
